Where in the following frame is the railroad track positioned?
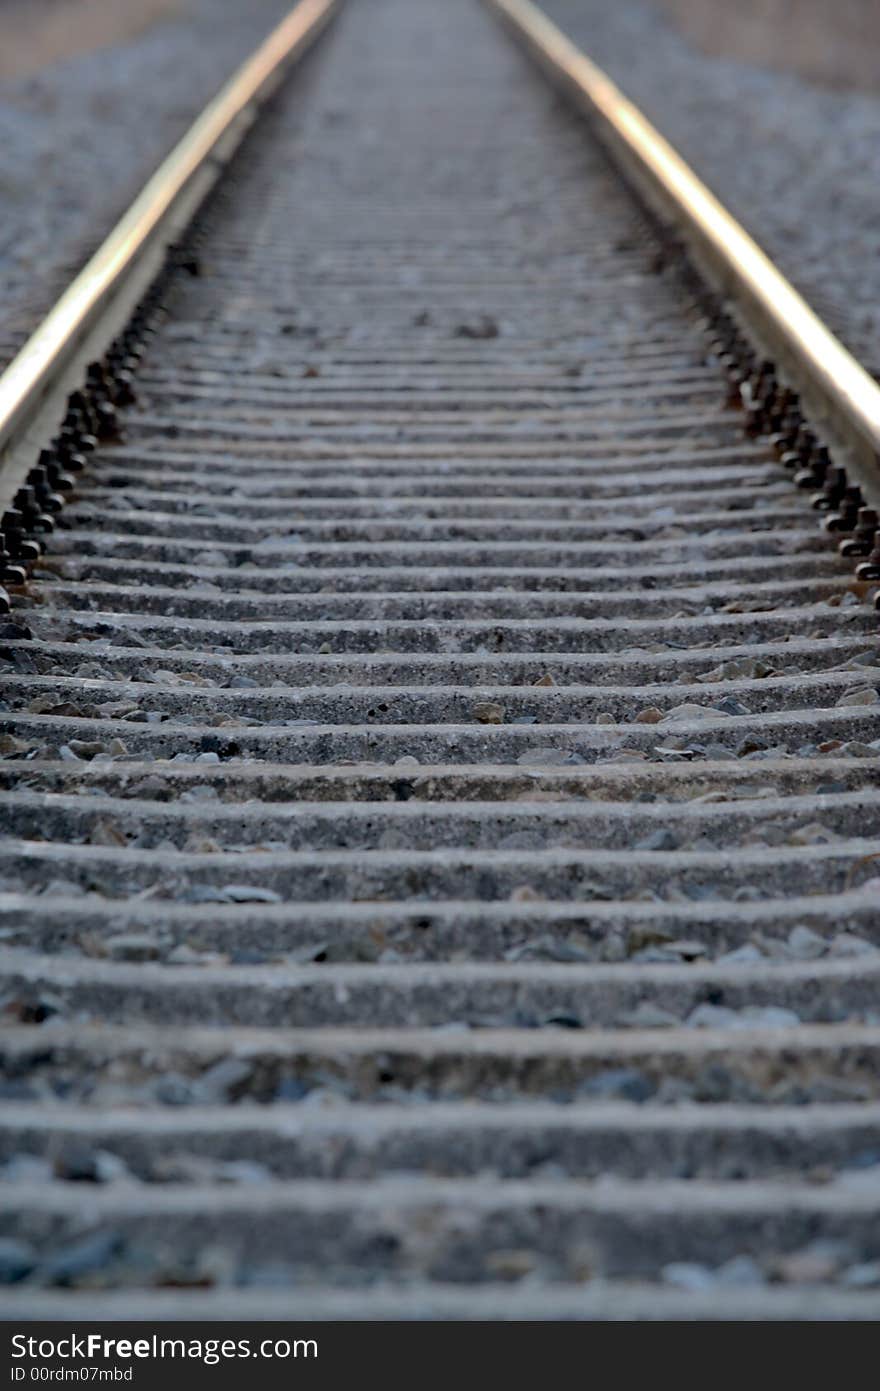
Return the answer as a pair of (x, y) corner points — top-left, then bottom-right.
(1, 0), (880, 1320)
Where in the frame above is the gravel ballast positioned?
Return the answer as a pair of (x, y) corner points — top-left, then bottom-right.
(0, 0), (290, 371)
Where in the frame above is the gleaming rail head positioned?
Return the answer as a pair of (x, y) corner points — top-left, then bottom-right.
(485, 0), (880, 505)
(0, 0), (340, 513)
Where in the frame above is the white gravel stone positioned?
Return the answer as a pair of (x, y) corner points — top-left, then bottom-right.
(836, 688), (880, 706)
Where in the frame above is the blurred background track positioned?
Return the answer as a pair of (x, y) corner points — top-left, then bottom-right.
(3, 0), (878, 376)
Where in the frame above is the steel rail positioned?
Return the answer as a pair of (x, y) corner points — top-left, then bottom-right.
(486, 0), (880, 501)
(0, 0), (340, 491)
